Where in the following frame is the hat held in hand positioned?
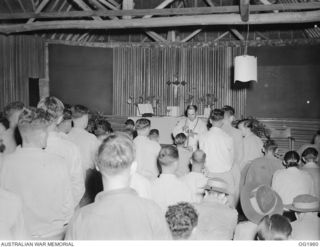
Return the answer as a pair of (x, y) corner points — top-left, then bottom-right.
(286, 194), (320, 213)
(241, 184), (283, 224)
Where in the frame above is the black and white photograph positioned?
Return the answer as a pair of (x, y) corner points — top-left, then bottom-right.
(0, 0), (319, 244)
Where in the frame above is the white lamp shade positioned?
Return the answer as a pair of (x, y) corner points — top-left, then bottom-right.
(234, 55), (257, 83)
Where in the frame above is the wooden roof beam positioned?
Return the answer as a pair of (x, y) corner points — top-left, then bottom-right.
(230, 28), (245, 41)
(1, 10), (320, 34)
(1, 3), (320, 20)
(27, 0), (51, 23)
(181, 29), (202, 42)
(72, 0), (103, 20)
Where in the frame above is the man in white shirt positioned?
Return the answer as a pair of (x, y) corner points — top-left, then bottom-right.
(134, 118), (161, 180)
(68, 105), (100, 173)
(1, 101), (25, 155)
(0, 188), (29, 240)
(65, 133), (171, 240)
(199, 109), (235, 203)
(151, 145), (192, 212)
(272, 151), (314, 205)
(182, 149), (208, 203)
(0, 108), (74, 239)
(37, 96), (85, 206)
(221, 105), (244, 206)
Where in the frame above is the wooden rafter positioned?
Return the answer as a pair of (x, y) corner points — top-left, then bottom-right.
(72, 0), (103, 20)
(203, 0), (214, 7)
(27, 0), (51, 23)
(213, 31), (229, 42)
(230, 28), (245, 41)
(98, 0), (119, 11)
(1, 3), (319, 20)
(17, 0), (27, 12)
(1, 10), (320, 34)
(181, 29), (202, 42)
(3, 0), (13, 13)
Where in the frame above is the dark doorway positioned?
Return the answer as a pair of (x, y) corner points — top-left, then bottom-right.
(29, 78), (40, 107)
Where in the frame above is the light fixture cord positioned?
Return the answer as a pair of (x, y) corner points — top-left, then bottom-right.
(244, 23), (250, 55)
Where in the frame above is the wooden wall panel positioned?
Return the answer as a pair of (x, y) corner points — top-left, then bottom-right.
(113, 45), (246, 118)
(0, 35), (45, 110)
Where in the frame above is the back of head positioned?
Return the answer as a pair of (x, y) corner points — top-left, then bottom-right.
(135, 118), (150, 131)
(4, 101), (25, 125)
(283, 151), (300, 168)
(165, 202), (198, 240)
(95, 118), (113, 136)
(209, 109), (224, 123)
(222, 105), (235, 118)
(125, 119), (135, 128)
(301, 147), (318, 163)
(264, 139), (278, 154)
(158, 145), (179, 167)
(149, 128), (159, 137)
(97, 133), (135, 175)
(71, 105), (89, 119)
(37, 96), (64, 122)
(18, 108), (51, 134)
(191, 149), (206, 165)
(256, 214), (292, 240)
(174, 133), (187, 146)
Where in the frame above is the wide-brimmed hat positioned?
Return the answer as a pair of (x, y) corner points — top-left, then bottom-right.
(204, 178), (230, 195)
(285, 194), (320, 213)
(240, 183), (283, 224)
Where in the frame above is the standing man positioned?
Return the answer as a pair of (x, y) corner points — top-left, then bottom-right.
(172, 105), (207, 151)
(65, 133), (171, 240)
(37, 96), (85, 206)
(221, 105), (244, 205)
(199, 109), (235, 203)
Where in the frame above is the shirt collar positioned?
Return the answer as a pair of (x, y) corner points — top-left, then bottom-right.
(95, 187), (137, 201)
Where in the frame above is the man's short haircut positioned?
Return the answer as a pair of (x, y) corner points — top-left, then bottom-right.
(135, 118), (151, 131)
(209, 108), (224, 122)
(18, 108), (51, 133)
(222, 105), (235, 116)
(264, 139), (278, 153)
(158, 145), (179, 167)
(256, 214), (292, 240)
(96, 119), (112, 132)
(37, 96), (64, 121)
(174, 133), (187, 145)
(125, 119), (135, 126)
(283, 151), (300, 168)
(71, 105), (89, 119)
(302, 147), (318, 162)
(4, 101), (25, 119)
(97, 133), (135, 175)
(191, 149), (206, 164)
(165, 202), (198, 240)
(62, 108), (72, 121)
(149, 129), (159, 137)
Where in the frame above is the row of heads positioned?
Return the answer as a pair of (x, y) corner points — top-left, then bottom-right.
(1, 97), (91, 131)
